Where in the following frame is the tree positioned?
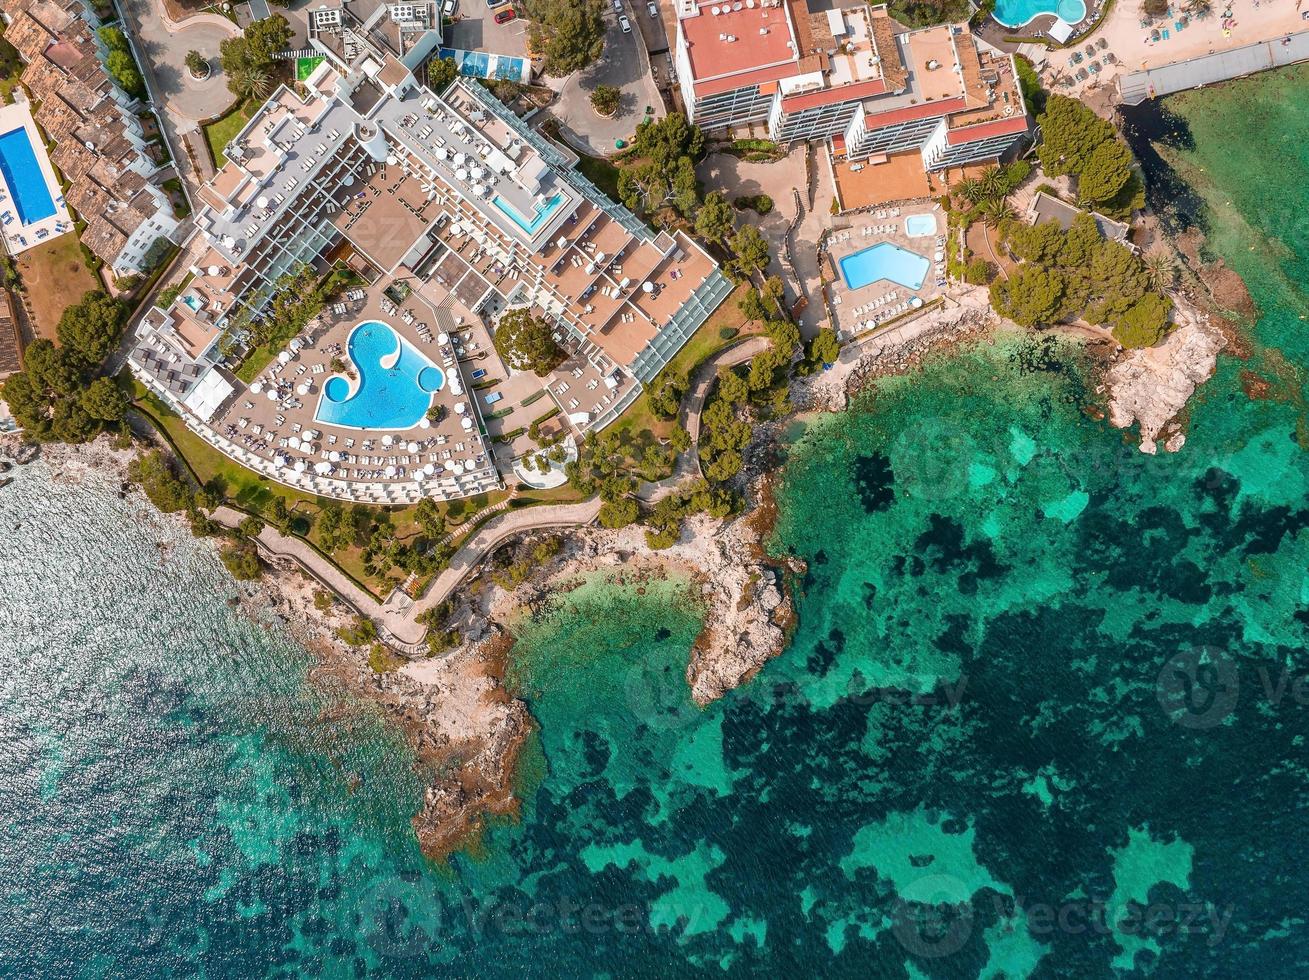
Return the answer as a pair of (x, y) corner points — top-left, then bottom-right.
(526, 0), (605, 76)
(1144, 250), (1177, 291)
(220, 15), (290, 84)
(228, 66), (272, 102)
(337, 614), (378, 647)
(590, 84), (620, 116)
(414, 498), (447, 539)
(598, 496), (639, 529)
(493, 308), (565, 376)
(427, 55), (457, 93)
(954, 176), (985, 206)
(1112, 293), (1171, 348)
(129, 451), (195, 513)
(648, 371), (687, 420)
(57, 291), (127, 367)
(990, 265), (1067, 328)
(728, 224), (770, 281)
(695, 191), (735, 244)
(1142, 0), (1169, 16)
(1037, 95), (1117, 178)
(980, 199), (1016, 228)
(1077, 139), (1134, 209)
(105, 50), (144, 98)
(80, 377), (127, 422)
(221, 538), (263, 580)
(185, 50), (208, 76)
(808, 328), (840, 367)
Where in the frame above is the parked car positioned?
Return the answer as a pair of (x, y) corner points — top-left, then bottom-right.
(619, 13), (631, 31)
(612, 0), (622, 9)
(487, 0), (509, 8)
(442, 0), (456, 15)
(647, 0), (657, 13)
(493, 5), (515, 21)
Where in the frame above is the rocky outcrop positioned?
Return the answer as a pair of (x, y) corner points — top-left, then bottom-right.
(1105, 300), (1226, 454)
(684, 510), (799, 706)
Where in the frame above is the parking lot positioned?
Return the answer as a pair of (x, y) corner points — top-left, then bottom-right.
(444, 0), (530, 58)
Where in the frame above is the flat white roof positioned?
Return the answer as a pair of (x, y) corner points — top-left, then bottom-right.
(183, 368), (235, 421)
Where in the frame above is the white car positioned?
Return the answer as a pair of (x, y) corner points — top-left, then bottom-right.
(648, 1), (657, 14)
(619, 13), (631, 31)
(612, 0), (622, 10)
(442, 0), (456, 15)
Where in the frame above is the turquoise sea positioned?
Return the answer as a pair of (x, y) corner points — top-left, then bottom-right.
(5, 68), (1309, 976)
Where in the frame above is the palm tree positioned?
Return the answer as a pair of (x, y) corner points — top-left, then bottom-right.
(955, 177), (986, 206)
(1186, 0), (1212, 16)
(978, 165), (1007, 200)
(228, 66), (271, 101)
(980, 199), (1016, 227)
(1144, 251), (1177, 291)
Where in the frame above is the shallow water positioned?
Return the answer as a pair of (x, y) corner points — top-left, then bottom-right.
(4, 67), (1309, 976)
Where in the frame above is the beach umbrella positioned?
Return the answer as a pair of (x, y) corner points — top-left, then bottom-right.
(289, 437), (302, 450)
(424, 463), (436, 476)
(418, 418), (431, 429)
(385, 465), (397, 477)
(250, 381), (263, 393)
(454, 402), (466, 415)
(437, 333), (449, 344)
(461, 418), (473, 431)
(303, 429), (318, 440)
(642, 281), (654, 293)
(382, 434), (394, 446)
(443, 460), (456, 471)
(297, 382), (310, 395)
(407, 441), (419, 452)
(315, 461), (332, 474)
(294, 460), (307, 473)
(266, 389), (279, 401)
(278, 351), (292, 364)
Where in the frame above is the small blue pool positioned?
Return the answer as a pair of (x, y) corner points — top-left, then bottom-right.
(992, 0), (1085, 27)
(0, 126), (56, 226)
(315, 321), (445, 430)
(905, 214), (937, 237)
(839, 243), (931, 291)
(492, 193), (564, 235)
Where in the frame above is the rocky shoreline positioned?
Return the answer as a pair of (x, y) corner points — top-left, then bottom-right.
(0, 236), (1249, 860)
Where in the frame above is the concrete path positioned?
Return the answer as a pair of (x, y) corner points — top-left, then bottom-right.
(683, 336), (771, 446)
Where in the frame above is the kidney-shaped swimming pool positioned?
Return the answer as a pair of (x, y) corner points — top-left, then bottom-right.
(315, 321), (445, 430)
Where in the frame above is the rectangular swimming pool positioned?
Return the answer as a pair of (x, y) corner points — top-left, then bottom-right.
(839, 242), (930, 291)
(0, 127), (56, 226)
(492, 192), (564, 235)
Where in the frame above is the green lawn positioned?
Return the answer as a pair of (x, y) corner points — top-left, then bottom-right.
(611, 281), (755, 442)
(235, 344), (277, 384)
(576, 152), (622, 204)
(204, 100), (256, 167)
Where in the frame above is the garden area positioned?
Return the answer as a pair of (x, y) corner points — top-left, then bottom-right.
(17, 234), (100, 340)
(203, 99), (256, 167)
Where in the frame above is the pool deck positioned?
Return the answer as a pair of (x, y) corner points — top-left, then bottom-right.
(823, 203), (947, 339)
(0, 101), (73, 258)
(202, 273), (504, 502)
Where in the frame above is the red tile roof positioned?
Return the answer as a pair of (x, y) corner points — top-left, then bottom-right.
(693, 61), (798, 98)
(780, 77), (887, 112)
(945, 114), (1030, 145)
(864, 96), (966, 130)
(680, 4), (797, 83)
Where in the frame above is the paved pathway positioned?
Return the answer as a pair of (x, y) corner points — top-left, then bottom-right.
(542, 0), (663, 156)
